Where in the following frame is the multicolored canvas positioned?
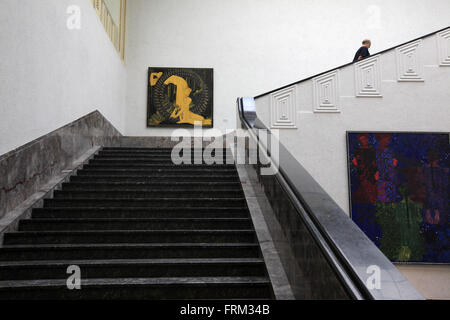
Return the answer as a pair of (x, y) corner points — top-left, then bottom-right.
(347, 133), (449, 263)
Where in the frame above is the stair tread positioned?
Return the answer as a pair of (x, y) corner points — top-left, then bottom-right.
(0, 258), (264, 267)
(71, 175), (239, 178)
(56, 190), (242, 193)
(85, 164), (236, 167)
(90, 159), (233, 160)
(1, 243), (259, 249)
(102, 147), (230, 150)
(22, 218), (250, 222)
(99, 149), (230, 151)
(88, 161), (234, 164)
(0, 277), (270, 289)
(63, 182), (241, 185)
(34, 207), (247, 210)
(32, 208), (249, 218)
(80, 168), (236, 171)
(8, 230), (255, 235)
(46, 198), (246, 201)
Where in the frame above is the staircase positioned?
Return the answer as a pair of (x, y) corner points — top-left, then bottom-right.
(0, 147), (274, 300)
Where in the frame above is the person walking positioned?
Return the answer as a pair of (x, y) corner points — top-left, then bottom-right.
(353, 39), (372, 62)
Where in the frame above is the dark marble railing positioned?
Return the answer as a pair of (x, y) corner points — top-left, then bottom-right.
(237, 98), (424, 300)
(0, 111), (122, 220)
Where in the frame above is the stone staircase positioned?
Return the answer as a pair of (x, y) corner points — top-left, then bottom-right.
(0, 147), (274, 300)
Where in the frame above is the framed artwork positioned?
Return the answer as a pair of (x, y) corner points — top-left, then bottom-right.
(147, 67), (213, 128)
(347, 132), (449, 263)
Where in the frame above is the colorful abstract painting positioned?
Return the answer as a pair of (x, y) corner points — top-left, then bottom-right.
(347, 132), (449, 263)
(147, 67), (213, 128)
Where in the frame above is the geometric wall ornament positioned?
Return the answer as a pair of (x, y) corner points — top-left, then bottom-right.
(396, 40), (424, 82)
(354, 55), (382, 97)
(437, 28), (450, 67)
(312, 70), (341, 113)
(270, 86), (297, 129)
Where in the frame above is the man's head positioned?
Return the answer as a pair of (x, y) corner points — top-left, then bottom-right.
(362, 39), (372, 48)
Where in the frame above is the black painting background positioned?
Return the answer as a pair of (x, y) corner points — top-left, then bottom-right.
(147, 67), (214, 128)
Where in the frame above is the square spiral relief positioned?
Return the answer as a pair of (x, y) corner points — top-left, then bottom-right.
(396, 40), (424, 82)
(313, 70), (340, 113)
(355, 55), (382, 97)
(270, 86), (297, 129)
(437, 29), (450, 66)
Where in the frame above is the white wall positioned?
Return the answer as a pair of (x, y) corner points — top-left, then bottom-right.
(255, 32), (450, 215)
(0, 0), (126, 155)
(125, 0), (450, 137)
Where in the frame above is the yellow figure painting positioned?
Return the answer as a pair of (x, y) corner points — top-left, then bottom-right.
(164, 75), (212, 126)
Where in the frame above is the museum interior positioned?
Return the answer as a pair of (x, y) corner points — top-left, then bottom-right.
(0, 0), (449, 300)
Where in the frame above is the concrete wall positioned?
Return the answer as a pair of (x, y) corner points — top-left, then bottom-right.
(0, 0), (127, 156)
(125, 0), (450, 137)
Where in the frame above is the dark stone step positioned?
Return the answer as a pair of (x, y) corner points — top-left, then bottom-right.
(0, 243), (261, 261)
(103, 147), (176, 151)
(92, 160), (237, 166)
(84, 163), (236, 169)
(0, 258), (266, 281)
(100, 148), (231, 153)
(96, 151), (233, 158)
(3, 230), (257, 245)
(94, 154), (235, 160)
(19, 218), (252, 231)
(97, 149), (231, 154)
(32, 207), (249, 219)
(61, 182), (243, 192)
(70, 175), (240, 183)
(89, 159), (235, 165)
(102, 147), (181, 151)
(0, 277), (272, 300)
(77, 169), (238, 176)
(54, 190), (243, 199)
(44, 198), (247, 208)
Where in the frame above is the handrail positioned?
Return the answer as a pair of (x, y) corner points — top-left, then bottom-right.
(254, 26), (450, 99)
(237, 97), (425, 300)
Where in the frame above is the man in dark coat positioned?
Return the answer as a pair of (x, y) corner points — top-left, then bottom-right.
(353, 39), (372, 62)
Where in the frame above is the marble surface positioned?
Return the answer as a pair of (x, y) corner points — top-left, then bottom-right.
(0, 111), (121, 220)
(259, 172), (350, 300)
(235, 157), (295, 300)
(237, 97), (425, 300)
(0, 147), (101, 244)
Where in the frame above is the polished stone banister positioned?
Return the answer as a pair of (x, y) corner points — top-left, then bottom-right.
(237, 97), (424, 300)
